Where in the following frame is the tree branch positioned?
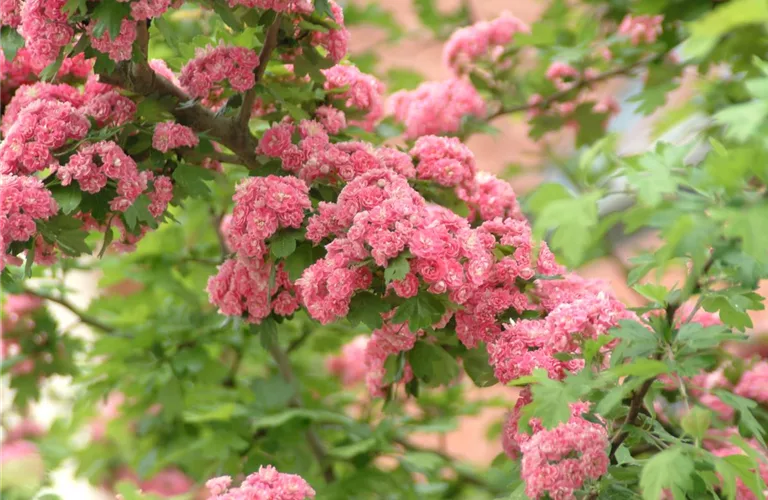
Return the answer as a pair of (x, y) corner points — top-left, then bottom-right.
(265, 338), (336, 483)
(98, 61), (260, 169)
(488, 54), (665, 121)
(22, 289), (114, 333)
(239, 16), (282, 128)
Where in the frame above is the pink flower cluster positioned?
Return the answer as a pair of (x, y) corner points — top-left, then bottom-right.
(322, 64), (385, 131)
(315, 105), (347, 135)
(327, 335), (369, 386)
(80, 83), (137, 127)
(226, 175), (310, 259)
(0, 99), (90, 175)
(364, 319), (419, 396)
(180, 45), (259, 99)
(1, 82), (83, 135)
(0, 49), (92, 105)
(443, 11), (530, 73)
(310, 1), (349, 64)
(410, 135), (476, 191)
(55, 141), (148, 212)
(152, 121), (200, 153)
(207, 257), (301, 323)
(0, 0), (22, 27)
(618, 15), (663, 45)
(17, 0), (73, 66)
(469, 171), (524, 222)
(87, 20), (138, 62)
(735, 361), (768, 405)
(0, 175), (58, 269)
(1, 294), (45, 375)
(388, 79), (486, 139)
(258, 119), (414, 184)
(505, 395), (609, 500)
(226, 0), (314, 14)
(206, 465), (315, 499)
(488, 274), (632, 382)
(120, 0), (172, 20)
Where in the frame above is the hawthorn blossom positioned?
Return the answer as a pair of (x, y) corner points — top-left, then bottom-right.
(443, 11), (529, 73)
(18, 0), (73, 66)
(206, 465), (315, 499)
(734, 361), (768, 404)
(1, 82), (82, 135)
(389, 79), (486, 139)
(618, 15), (663, 45)
(226, 0), (314, 14)
(323, 64), (385, 131)
(180, 45), (259, 99)
(310, 0), (349, 63)
(87, 19), (138, 62)
(152, 121), (200, 152)
(327, 335), (369, 386)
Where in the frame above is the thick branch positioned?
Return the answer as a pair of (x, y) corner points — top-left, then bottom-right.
(265, 339), (336, 483)
(98, 62), (260, 169)
(239, 16), (282, 128)
(23, 289), (114, 333)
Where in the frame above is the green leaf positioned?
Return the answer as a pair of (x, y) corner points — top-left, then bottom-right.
(0, 27), (24, 61)
(640, 447), (695, 500)
(400, 452), (445, 473)
(625, 153), (678, 207)
(533, 191), (601, 266)
(384, 253), (410, 284)
(173, 163), (214, 198)
(713, 206), (768, 265)
(270, 231), (300, 259)
(49, 185), (82, 215)
(122, 195), (155, 231)
(632, 284), (669, 304)
(329, 438), (378, 459)
(347, 292), (390, 330)
(211, 0), (243, 30)
(627, 82), (678, 116)
(386, 68), (423, 91)
(184, 402), (243, 423)
(527, 375), (578, 430)
(609, 359), (669, 378)
(284, 241), (323, 281)
(714, 390), (767, 447)
(392, 292), (446, 331)
(407, 341), (459, 386)
(681, 406), (711, 441)
(683, 0), (768, 60)
(525, 183), (572, 215)
(256, 317), (278, 351)
(91, 0), (131, 39)
(714, 101), (768, 143)
(343, 3), (403, 41)
(462, 345), (497, 387)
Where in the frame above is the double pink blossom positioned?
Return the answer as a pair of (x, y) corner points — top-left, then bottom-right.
(180, 45), (259, 99)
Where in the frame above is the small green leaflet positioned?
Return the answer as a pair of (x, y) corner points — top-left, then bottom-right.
(49, 185), (82, 215)
(91, 0), (132, 39)
(0, 27), (24, 62)
(384, 253), (410, 284)
(269, 231), (301, 259)
(407, 341), (459, 386)
(639, 446), (695, 500)
(391, 292), (446, 331)
(714, 101), (768, 143)
(462, 344), (497, 387)
(533, 191), (601, 266)
(713, 390), (767, 447)
(347, 292), (390, 330)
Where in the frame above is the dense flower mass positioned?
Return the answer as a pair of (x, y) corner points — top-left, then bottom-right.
(153, 121), (200, 152)
(0, 175), (58, 269)
(124, 0), (173, 20)
(519, 401), (609, 500)
(327, 335), (369, 386)
(87, 19), (138, 62)
(618, 15), (663, 45)
(0, 0), (23, 27)
(0, 99), (90, 175)
(17, 0), (73, 66)
(1, 82), (83, 135)
(226, 175), (310, 259)
(80, 85), (137, 127)
(443, 12), (530, 73)
(207, 257), (300, 323)
(180, 45), (260, 99)
(389, 79), (487, 139)
(310, 0), (349, 63)
(470, 172), (524, 222)
(55, 141), (147, 212)
(322, 64), (385, 131)
(226, 0), (314, 14)
(410, 135), (477, 191)
(206, 465), (315, 499)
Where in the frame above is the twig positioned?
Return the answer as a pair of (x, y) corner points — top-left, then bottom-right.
(210, 208), (229, 263)
(239, 16), (282, 128)
(286, 326), (311, 353)
(265, 339), (336, 483)
(487, 54), (665, 121)
(23, 289), (114, 333)
(608, 376), (656, 459)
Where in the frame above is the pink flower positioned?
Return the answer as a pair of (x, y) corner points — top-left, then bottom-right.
(180, 44), (259, 99)
(327, 335), (369, 386)
(389, 79), (486, 139)
(735, 361), (768, 404)
(148, 176), (174, 218)
(18, 0), (73, 66)
(410, 135), (476, 190)
(310, 1), (349, 63)
(315, 105), (347, 134)
(87, 19), (138, 62)
(618, 15), (663, 45)
(443, 11), (529, 73)
(519, 402), (609, 500)
(152, 121), (200, 152)
(227, 0), (313, 14)
(207, 465), (315, 499)
(323, 64), (385, 131)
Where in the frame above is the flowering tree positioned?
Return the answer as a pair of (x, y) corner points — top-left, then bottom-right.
(2, 0), (768, 499)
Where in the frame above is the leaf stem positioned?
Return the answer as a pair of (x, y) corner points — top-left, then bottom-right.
(22, 288), (114, 333)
